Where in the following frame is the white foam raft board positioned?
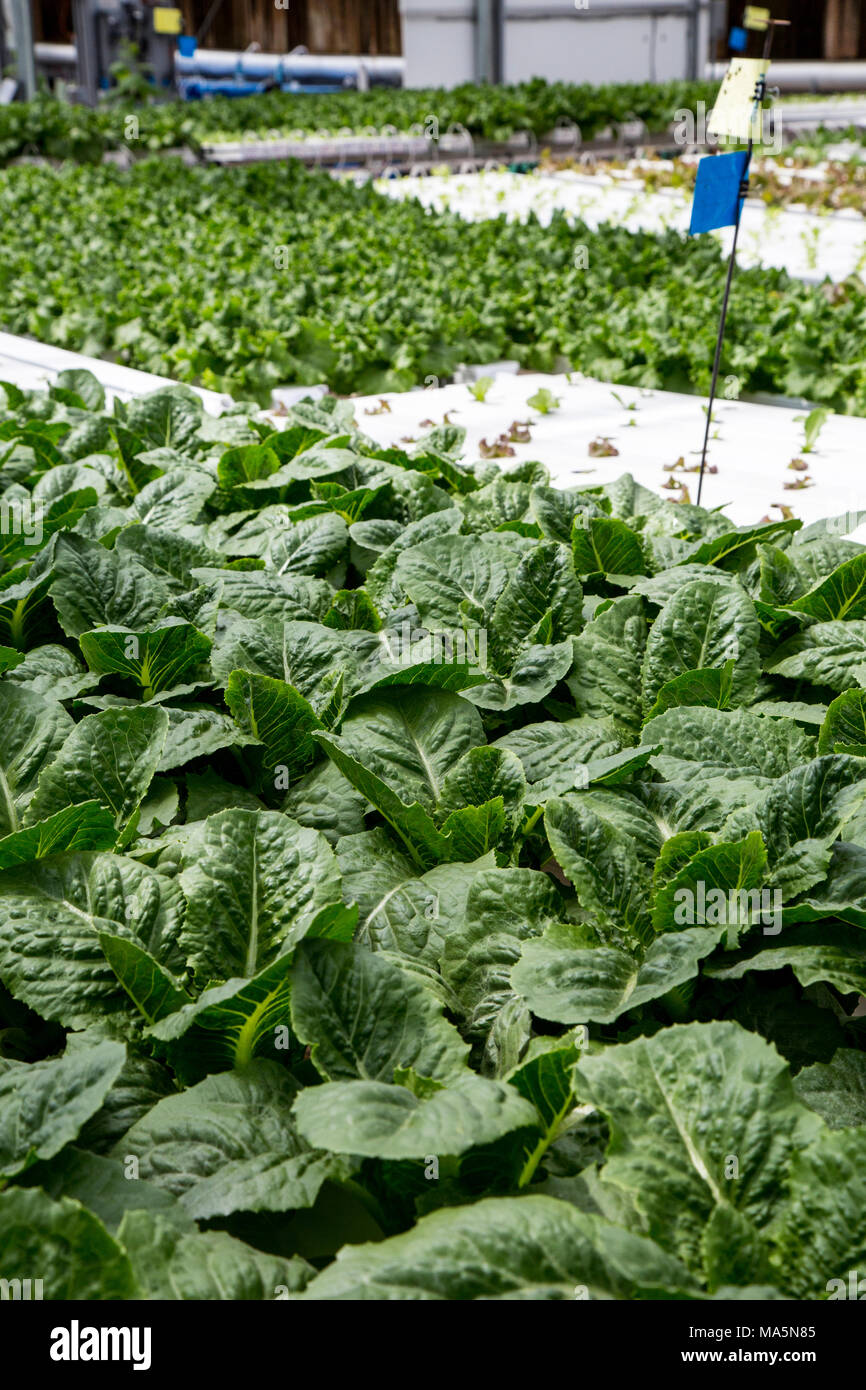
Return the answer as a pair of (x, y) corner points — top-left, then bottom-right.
(0, 332), (225, 412)
(375, 169), (866, 286)
(350, 372), (866, 540)
(1, 331), (864, 539)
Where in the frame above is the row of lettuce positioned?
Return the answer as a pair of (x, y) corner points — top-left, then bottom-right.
(1, 156), (864, 409)
(0, 80), (720, 164)
(0, 376), (865, 1298)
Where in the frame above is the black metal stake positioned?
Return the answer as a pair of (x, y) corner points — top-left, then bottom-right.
(696, 150), (753, 507)
(696, 19), (785, 507)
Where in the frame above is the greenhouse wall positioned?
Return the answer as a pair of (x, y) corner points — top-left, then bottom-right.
(398, 0), (714, 88)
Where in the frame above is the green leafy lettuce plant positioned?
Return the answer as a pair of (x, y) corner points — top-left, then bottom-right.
(1, 376), (865, 1300)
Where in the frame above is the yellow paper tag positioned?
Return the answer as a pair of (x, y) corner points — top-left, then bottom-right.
(743, 6), (771, 30)
(708, 58), (770, 142)
(153, 7), (183, 35)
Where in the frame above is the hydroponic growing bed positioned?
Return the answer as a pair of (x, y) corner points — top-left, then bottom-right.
(0, 80), (720, 165)
(2, 156), (866, 411)
(1, 371), (866, 1301)
(344, 371), (866, 533)
(378, 166), (866, 285)
(3, 58), (866, 1313)
(4, 334), (863, 532)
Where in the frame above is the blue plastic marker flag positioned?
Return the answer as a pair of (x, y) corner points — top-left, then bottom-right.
(689, 151), (749, 236)
(729, 25), (748, 52)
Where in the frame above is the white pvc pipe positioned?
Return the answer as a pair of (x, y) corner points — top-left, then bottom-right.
(34, 43), (405, 85)
(707, 60), (866, 93)
(175, 50), (405, 83)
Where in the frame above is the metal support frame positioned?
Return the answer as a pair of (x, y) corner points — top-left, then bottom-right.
(687, 0), (701, 80)
(0, 4), (8, 78)
(71, 0), (103, 106)
(8, 0), (37, 99)
(69, 0), (178, 105)
(475, 0), (503, 84)
(505, 1), (709, 17)
(150, 3), (179, 90)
